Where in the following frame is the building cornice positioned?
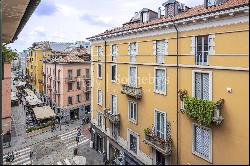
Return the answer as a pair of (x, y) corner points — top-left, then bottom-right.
(88, 5), (249, 43)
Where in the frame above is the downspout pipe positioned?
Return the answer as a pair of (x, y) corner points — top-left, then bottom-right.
(104, 40), (107, 131)
(173, 21), (179, 165)
(0, 1), (3, 164)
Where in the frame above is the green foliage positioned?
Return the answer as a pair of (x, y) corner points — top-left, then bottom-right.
(26, 121), (53, 133)
(184, 96), (215, 127)
(144, 128), (150, 135)
(2, 44), (17, 62)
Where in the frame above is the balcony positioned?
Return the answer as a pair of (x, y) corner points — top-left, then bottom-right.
(67, 77), (76, 82)
(144, 133), (172, 156)
(121, 84), (142, 99)
(104, 109), (120, 124)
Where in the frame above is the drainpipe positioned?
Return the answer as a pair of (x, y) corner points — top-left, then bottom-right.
(104, 40), (107, 132)
(173, 21), (179, 165)
(0, 1), (3, 164)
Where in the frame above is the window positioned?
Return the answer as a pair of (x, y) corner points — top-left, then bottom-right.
(97, 90), (102, 105)
(129, 101), (137, 124)
(196, 36), (209, 65)
(86, 80), (91, 91)
(77, 95), (81, 103)
(156, 40), (166, 64)
(111, 95), (117, 114)
(111, 65), (117, 82)
(193, 72), (211, 100)
(97, 112), (103, 128)
(129, 67), (137, 87)
(97, 64), (102, 79)
(77, 81), (81, 90)
(142, 12), (148, 22)
(68, 83), (73, 91)
(155, 68), (166, 95)
(111, 123), (119, 139)
(155, 110), (166, 139)
(68, 97), (73, 105)
(68, 70), (73, 80)
(111, 45), (118, 61)
(97, 46), (102, 61)
(207, 0), (216, 6)
(192, 124), (212, 162)
(86, 92), (90, 101)
(77, 69), (81, 77)
(128, 42), (137, 62)
(86, 69), (90, 78)
(128, 130), (138, 154)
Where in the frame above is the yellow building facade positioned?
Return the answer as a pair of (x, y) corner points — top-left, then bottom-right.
(26, 46), (51, 93)
(88, 0), (249, 165)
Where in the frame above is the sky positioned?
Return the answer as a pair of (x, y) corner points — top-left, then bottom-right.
(9, 0), (203, 52)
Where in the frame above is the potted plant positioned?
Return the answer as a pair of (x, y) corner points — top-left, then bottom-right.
(144, 128), (150, 135)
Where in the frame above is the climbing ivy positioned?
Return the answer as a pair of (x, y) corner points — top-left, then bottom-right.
(184, 96), (215, 127)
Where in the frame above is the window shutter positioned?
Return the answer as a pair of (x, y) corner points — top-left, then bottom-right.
(195, 73), (202, 99)
(116, 45), (119, 56)
(128, 43), (131, 56)
(202, 73), (210, 100)
(110, 45), (113, 56)
(165, 39), (169, 55)
(136, 42), (139, 55)
(101, 46), (104, 56)
(191, 36), (196, 55)
(153, 41), (157, 56)
(208, 34), (215, 55)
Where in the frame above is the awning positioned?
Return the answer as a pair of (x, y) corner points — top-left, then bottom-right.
(33, 106), (56, 120)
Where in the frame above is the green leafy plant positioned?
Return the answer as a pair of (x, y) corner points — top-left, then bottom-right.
(184, 96), (215, 127)
(2, 44), (18, 62)
(144, 128), (150, 135)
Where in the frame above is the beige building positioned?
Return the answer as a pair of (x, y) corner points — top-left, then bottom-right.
(43, 49), (91, 123)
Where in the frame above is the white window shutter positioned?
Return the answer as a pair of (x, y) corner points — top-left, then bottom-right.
(191, 36), (196, 55)
(101, 46), (103, 56)
(136, 42), (139, 55)
(153, 41), (157, 56)
(202, 73), (210, 100)
(165, 39), (169, 55)
(116, 45), (119, 56)
(128, 43), (131, 56)
(110, 45), (113, 56)
(208, 34), (216, 55)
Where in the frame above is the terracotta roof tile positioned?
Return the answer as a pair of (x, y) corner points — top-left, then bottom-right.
(89, 0), (249, 39)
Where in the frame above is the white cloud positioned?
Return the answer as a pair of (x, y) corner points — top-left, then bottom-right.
(9, 0), (204, 51)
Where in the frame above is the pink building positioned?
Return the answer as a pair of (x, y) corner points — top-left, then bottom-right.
(2, 63), (11, 143)
(43, 50), (91, 123)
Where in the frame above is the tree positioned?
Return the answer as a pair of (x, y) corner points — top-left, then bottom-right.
(2, 44), (17, 62)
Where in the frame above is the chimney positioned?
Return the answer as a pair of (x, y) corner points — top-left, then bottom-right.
(204, 0), (208, 8)
(158, 7), (162, 18)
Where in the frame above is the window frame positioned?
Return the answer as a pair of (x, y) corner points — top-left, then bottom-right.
(154, 109), (167, 140)
(192, 123), (212, 163)
(127, 129), (139, 155)
(97, 46), (102, 61)
(97, 112), (104, 128)
(111, 94), (118, 114)
(128, 66), (137, 87)
(128, 101), (137, 124)
(97, 63), (102, 80)
(77, 69), (81, 77)
(192, 70), (213, 101)
(68, 96), (73, 105)
(154, 67), (167, 95)
(77, 94), (81, 103)
(97, 89), (103, 106)
(68, 82), (73, 92)
(195, 35), (209, 66)
(111, 64), (117, 83)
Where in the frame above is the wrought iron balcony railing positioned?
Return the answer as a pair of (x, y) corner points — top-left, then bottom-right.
(121, 84), (142, 99)
(104, 109), (120, 124)
(144, 134), (172, 156)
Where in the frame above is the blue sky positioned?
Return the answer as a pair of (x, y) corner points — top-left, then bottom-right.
(9, 0), (203, 51)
